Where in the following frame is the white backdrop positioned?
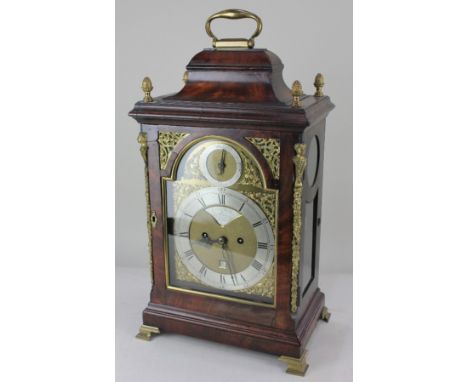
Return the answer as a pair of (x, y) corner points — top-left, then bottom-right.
(116, 0), (352, 273)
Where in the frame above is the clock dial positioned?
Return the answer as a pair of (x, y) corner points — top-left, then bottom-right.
(173, 187), (275, 291)
(200, 143), (242, 187)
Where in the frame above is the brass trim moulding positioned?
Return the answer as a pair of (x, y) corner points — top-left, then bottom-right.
(245, 137), (280, 180)
(278, 350), (309, 376)
(205, 9), (263, 49)
(166, 284), (276, 309)
(135, 324), (160, 341)
(290, 143), (307, 313)
(138, 132), (154, 283)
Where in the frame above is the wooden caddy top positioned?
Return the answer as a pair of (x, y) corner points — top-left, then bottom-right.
(129, 49), (334, 133)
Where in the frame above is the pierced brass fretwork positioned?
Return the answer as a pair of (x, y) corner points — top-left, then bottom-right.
(137, 132), (154, 282)
(291, 143), (306, 313)
(158, 131), (189, 170)
(245, 137), (280, 179)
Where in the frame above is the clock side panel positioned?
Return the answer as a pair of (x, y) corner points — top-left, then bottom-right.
(299, 120), (326, 302)
(141, 125), (168, 307)
(293, 119), (328, 351)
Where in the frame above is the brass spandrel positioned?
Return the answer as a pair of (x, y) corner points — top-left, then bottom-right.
(245, 137), (280, 180)
(237, 150), (263, 188)
(242, 190), (278, 237)
(158, 131), (190, 170)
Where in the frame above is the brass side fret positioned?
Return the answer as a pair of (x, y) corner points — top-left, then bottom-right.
(291, 143), (306, 313)
(138, 132), (154, 282)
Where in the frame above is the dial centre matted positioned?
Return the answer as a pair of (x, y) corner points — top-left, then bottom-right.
(189, 206), (257, 274)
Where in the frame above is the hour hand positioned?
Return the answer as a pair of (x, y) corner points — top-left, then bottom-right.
(198, 232), (217, 246)
(217, 149), (226, 175)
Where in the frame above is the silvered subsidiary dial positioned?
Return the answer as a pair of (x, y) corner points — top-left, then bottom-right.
(174, 187), (275, 291)
(200, 143), (242, 187)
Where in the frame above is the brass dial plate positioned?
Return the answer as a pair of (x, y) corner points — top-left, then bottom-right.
(163, 135), (279, 306)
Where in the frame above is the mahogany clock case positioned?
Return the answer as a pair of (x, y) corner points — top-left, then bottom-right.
(129, 47), (334, 359)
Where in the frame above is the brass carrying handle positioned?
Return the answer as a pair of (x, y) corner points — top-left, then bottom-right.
(205, 9), (263, 49)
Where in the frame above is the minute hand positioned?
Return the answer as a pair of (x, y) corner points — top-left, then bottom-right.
(222, 246), (236, 274)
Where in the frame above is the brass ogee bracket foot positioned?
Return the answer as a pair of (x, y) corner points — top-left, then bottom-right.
(320, 306), (331, 322)
(278, 350), (309, 376)
(135, 324), (160, 341)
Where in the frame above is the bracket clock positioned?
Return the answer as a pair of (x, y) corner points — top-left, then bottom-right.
(129, 9), (335, 376)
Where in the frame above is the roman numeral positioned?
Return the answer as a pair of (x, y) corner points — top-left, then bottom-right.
(257, 242), (268, 250)
(253, 219), (266, 228)
(177, 232), (189, 238)
(220, 274), (226, 285)
(218, 193), (226, 205)
(240, 274), (247, 282)
(238, 202), (245, 212)
(199, 265), (207, 277)
(231, 273), (238, 285)
(184, 249), (194, 260)
(184, 212), (193, 218)
(198, 198), (207, 208)
(252, 260), (263, 271)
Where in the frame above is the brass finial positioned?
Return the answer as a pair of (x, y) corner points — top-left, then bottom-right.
(182, 71), (189, 83)
(314, 73), (325, 97)
(291, 80), (303, 108)
(141, 77), (154, 103)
